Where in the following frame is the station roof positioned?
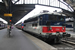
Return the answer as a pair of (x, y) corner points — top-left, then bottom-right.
(0, 0), (35, 24)
(64, 0), (75, 10)
(0, 0), (74, 24)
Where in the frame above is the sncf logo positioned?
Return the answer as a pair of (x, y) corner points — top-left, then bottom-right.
(56, 29), (59, 30)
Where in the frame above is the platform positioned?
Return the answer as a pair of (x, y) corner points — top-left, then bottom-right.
(0, 27), (39, 50)
(0, 27), (57, 50)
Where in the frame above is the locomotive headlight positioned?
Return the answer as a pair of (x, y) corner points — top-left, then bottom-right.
(62, 27), (64, 30)
(48, 27), (52, 31)
(50, 27), (53, 31)
(50, 27), (52, 30)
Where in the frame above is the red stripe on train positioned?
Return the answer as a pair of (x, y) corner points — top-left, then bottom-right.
(42, 26), (65, 33)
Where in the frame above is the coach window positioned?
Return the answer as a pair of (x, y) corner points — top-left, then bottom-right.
(32, 23), (37, 27)
(32, 23), (34, 27)
(0, 24), (1, 27)
(24, 24), (26, 26)
(34, 23), (37, 27)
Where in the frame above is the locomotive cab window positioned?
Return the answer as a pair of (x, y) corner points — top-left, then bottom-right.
(32, 23), (34, 26)
(58, 16), (64, 22)
(49, 15), (57, 21)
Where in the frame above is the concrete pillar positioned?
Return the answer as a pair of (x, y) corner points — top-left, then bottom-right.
(73, 11), (75, 32)
(73, 18), (75, 32)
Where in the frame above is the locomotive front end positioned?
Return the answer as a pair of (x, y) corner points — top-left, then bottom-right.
(42, 25), (70, 43)
(40, 14), (70, 43)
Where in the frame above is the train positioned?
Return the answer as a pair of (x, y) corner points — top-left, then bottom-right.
(0, 21), (7, 29)
(65, 17), (74, 31)
(16, 23), (23, 29)
(16, 12), (70, 43)
(65, 22), (73, 31)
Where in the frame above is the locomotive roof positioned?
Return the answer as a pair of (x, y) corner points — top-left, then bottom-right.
(33, 12), (66, 17)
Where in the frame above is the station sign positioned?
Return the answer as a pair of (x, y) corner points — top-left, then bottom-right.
(4, 13), (12, 17)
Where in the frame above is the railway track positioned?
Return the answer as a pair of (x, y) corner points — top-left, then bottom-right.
(51, 37), (75, 50)
(38, 36), (75, 50)
(51, 42), (75, 50)
(62, 37), (75, 45)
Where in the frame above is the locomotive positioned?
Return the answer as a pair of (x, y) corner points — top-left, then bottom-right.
(22, 12), (70, 43)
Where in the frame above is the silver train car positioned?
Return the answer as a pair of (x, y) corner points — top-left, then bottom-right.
(65, 22), (73, 31)
(0, 21), (7, 29)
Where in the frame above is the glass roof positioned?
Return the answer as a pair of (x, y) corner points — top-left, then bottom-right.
(0, 0), (2, 2)
(12, 0), (74, 12)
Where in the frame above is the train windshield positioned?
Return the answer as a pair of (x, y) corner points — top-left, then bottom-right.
(39, 14), (65, 26)
(49, 15), (65, 22)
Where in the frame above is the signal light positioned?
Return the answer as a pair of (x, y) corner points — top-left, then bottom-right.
(9, 20), (12, 22)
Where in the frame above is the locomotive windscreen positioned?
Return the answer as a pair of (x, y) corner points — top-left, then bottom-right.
(39, 14), (65, 26)
(49, 15), (65, 22)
